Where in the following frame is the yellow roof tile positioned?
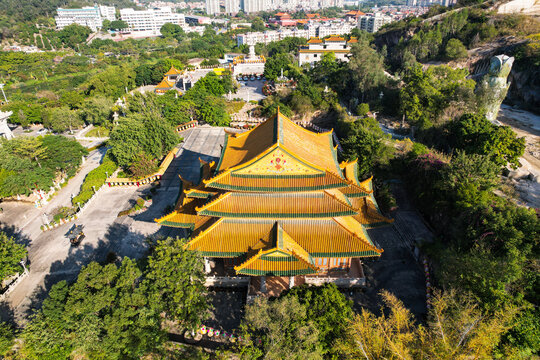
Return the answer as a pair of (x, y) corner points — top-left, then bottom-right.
(196, 191), (357, 218)
(185, 218), (381, 257)
(155, 77), (175, 89)
(164, 66), (182, 75)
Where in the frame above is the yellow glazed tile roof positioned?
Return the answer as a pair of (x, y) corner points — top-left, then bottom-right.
(349, 197), (394, 226)
(234, 248), (318, 276)
(203, 169), (350, 192)
(196, 191), (357, 218)
(164, 66), (182, 75)
(155, 77), (175, 89)
(214, 111), (341, 175)
(185, 218), (381, 257)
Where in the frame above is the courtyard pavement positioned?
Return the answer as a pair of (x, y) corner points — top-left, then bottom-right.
(1, 127), (226, 324)
(234, 79), (266, 102)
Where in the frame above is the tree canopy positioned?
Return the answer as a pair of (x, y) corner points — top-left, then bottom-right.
(449, 113), (525, 168)
(0, 232), (27, 283)
(0, 136), (87, 197)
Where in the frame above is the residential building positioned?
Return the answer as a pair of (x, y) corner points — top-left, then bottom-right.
(156, 110), (392, 296)
(357, 13), (393, 33)
(120, 7), (186, 35)
(236, 28), (310, 46)
(298, 36), (356, 65)
(225, 0), (241, 14)
(206, 0), (220, 15)
(315, 22), (353, 37)
(241, 0), (270, 13)
(55, 5), (116, 31)
(235, 21), (354, 46)
(99, 5), (116, 21)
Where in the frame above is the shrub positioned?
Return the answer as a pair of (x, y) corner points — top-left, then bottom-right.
(72, 153), (117, 207)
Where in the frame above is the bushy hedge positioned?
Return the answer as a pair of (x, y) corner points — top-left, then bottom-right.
(72, 153), (117, 207)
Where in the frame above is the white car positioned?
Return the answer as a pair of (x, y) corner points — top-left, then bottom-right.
(37, 128), (48, 135)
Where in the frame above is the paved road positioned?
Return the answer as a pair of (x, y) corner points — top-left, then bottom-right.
(1, 127), (226, 324)
(0, 148), (107, 241)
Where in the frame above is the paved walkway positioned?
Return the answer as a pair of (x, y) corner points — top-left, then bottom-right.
(352, 183), (432, 318)
(1, 128), (227, 323)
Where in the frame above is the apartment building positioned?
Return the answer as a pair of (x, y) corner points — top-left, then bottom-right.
(237, 28), (311, 46)
(315, 21), (352, 37)
(206, 0), (220, 15)
(120, 7), (186, 35)
(55, 5), (116, 31)
(357, 13), (393, 33)
(242, 0), (271, 13)
(225, 0), (241, 14)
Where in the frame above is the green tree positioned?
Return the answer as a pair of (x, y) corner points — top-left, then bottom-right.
(283, 284), (353, 357)
(109, 20), (128, 31)
(0, 232), (27, 283)
(263, 53), (293, 81)
(450, 113), (525, 168)
(400, 64), (475, 129)
(40, 135), (87, 177)
(445, 38), (468, 60)
(160, 23), (185, 39)
(0, 322), (14, 357)
(341, 117), (394, 177)
(109, 111), (178, 171)
(80, 96), (114, 126)
(56, 24), (92, 49)
(128, 153), (158, 178)
(84, 64), (136, 99)
(197, 101), (230, 126)
(101, 19), (111, 31)
(348, 40), (387, 102)
(356, 103), (370, 117)
(109, 117), (147, 168)
(59, 91), (84, 109)
(44, 106), (83, 133)
(144, 237), (209, 331)
(20, 259), (165, 360)
(239, 296), (323, 360)
(251, 17), (266, 31)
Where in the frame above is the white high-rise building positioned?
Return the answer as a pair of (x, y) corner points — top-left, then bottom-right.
(357, 13), (393, 33)
(225, 0), (240, 14)
(99, 5), (116, 21)
(55, 5), (116, 31)
(241, 0), (270, 13)
(120, 7), (186, 35)
(206, 0), (220, 15)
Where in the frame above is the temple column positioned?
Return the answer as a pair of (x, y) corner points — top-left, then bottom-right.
(204, 258), (211, 274)
(260, 276), (266, 293)
(289, 276), (295, 288)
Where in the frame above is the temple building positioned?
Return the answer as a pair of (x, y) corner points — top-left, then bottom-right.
(156, 111), (392, 295)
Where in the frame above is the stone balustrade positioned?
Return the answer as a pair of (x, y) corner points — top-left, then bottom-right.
(204, 276), (250, 287)
(304, 276), (366, 287)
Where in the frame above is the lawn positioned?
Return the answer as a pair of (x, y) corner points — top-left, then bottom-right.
(85, 126), (110, 138)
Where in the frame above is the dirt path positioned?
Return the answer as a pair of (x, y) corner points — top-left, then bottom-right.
(497, 105), (540, 208)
